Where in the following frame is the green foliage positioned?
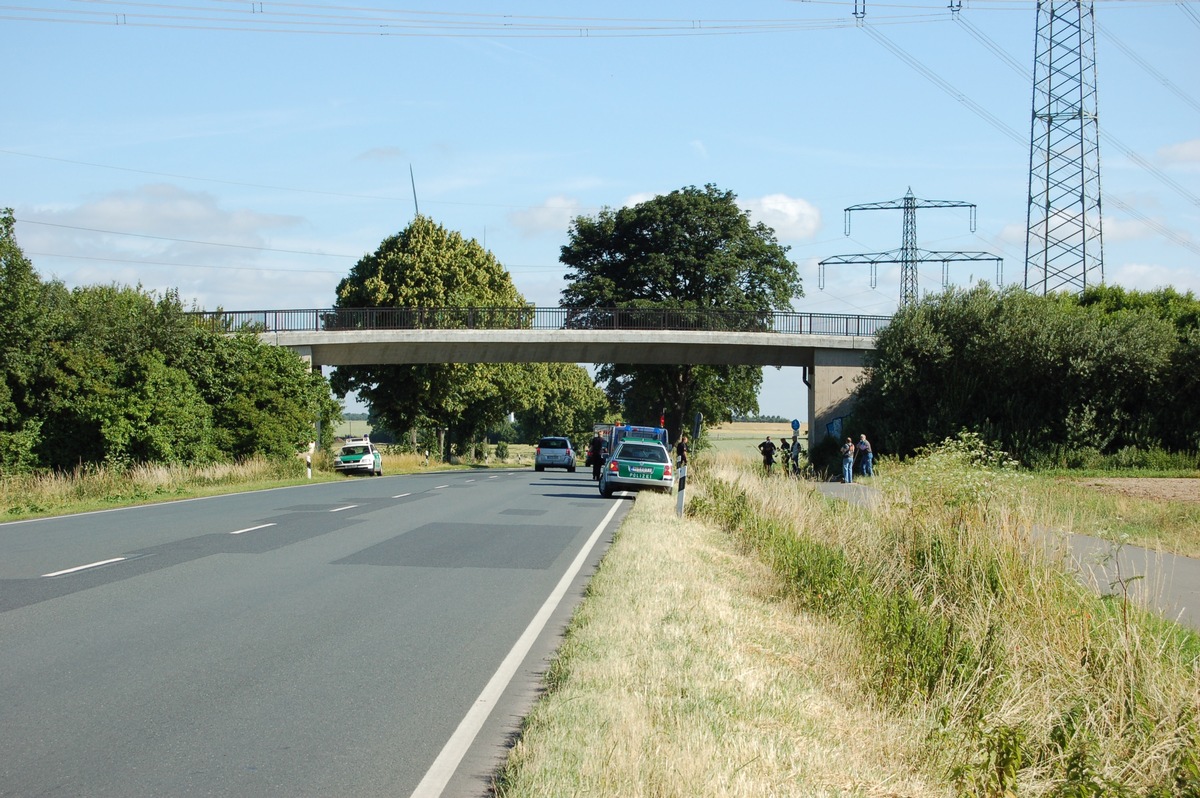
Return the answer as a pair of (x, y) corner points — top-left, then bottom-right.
(559, 184), (803, 440)
(852, 284), (1200, 463)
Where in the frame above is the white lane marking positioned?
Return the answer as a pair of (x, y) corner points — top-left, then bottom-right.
(409, 499), (623, 798)
(392, 493), (412, 499)
(464, 479), (475, 484)
(433, 484), (449, 490)
(330, 505), (357, 513)
(230, 523), (276, 536)
(487, 475), (499, 480)
(42, 557), (127, 578)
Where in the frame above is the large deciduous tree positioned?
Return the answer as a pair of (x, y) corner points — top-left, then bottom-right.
(559, 185), (803, 438)
(330, 215), (538, 456)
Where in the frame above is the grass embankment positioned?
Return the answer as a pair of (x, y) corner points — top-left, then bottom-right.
(499, 441), (1200, 797)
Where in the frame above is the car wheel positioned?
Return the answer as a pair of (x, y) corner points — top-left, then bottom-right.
(599, 479), (613, 498)
(568, 466), (576, 473)
(535, 465), (544, 472)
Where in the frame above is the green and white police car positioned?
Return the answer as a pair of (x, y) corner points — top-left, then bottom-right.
(598, 435), (673, 498)
(334, 438), (383, 476)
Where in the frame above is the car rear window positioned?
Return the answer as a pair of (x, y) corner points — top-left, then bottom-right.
(342, 446), (370, 455)
(538, 438), (569, 449)
(617, 443), (668, 463)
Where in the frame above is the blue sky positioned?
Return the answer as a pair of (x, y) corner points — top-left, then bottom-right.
(4, 1), (1198, 417)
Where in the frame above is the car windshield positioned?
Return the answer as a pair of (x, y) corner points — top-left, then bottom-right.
(616, 443), (668, 463)
(539, 439), (569, 449)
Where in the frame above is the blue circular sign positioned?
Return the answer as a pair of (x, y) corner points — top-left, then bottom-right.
(791, 418), (800, 431)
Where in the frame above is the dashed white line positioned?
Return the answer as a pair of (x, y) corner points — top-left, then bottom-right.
(433, 484), (449, 490)
(230, 523), (276, 535)
(42, 557), (127, 578)
(487, 475), (499, 480)
(330, 505), (358, 513)
(392, 493), (412, 499)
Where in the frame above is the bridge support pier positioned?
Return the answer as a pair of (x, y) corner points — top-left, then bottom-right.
(808, 348), (867, 452)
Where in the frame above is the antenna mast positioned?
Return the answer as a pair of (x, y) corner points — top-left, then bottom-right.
(409, 164), (420, 217)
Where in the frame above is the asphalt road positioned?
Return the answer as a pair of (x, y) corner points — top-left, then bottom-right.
(0, 468), (630, 797)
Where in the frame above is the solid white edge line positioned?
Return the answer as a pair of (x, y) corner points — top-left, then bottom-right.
(330, 505), (357, 513)
(408, 498), (623, 798)
(230, 523), (276, 535)
(42, 557), (127, 578)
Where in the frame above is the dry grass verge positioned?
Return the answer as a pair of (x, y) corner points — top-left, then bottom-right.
(496, 489), (947, 798)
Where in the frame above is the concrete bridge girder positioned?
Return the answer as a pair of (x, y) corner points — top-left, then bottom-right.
(267, 329), (870, 448)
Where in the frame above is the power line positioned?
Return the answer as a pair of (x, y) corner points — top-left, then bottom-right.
(1096, 20), (1200, 114)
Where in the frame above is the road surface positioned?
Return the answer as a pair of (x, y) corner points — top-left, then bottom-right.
(0, 468), (630, 797)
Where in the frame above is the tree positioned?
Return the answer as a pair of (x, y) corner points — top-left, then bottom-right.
(559, 185), (803, 438)
(330, 216), (540, 456)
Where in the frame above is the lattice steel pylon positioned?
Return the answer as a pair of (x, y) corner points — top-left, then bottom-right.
(1025, 1), (1105, 295)
(819, 188), (1002, 307)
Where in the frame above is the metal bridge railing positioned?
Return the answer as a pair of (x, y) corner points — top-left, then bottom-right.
(188, 307), (890, 337)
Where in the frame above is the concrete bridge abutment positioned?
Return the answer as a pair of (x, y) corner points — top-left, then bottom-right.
(808, 348), (867, 451)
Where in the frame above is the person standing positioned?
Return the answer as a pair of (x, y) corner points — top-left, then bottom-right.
(588, 432), (605, 481)
(675, 433), (689, 467)
(856, 433), (874, 477)
(758, 435), (777, 475)
(840, 437), (855, 483)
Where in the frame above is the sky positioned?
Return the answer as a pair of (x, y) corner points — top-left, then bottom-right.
(3, 1), (1198, 419)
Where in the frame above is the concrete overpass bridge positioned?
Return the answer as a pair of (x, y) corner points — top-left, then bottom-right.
(193, 307), (886, 448)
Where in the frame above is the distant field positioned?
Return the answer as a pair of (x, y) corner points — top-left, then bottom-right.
(333, 420), (372, 440)
(705, 421), (806, 456)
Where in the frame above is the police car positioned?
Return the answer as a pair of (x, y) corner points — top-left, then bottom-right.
(334, 438), (383, 476)
(598, 430), (674, 498)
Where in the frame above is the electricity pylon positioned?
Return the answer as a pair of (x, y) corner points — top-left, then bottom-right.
(1025, 0), (1104, 295)
(819, 188), (1002, 307)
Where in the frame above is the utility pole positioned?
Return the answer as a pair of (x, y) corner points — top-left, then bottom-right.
(819, 188), (1002, 307)
(1024, 1), (1104, 295)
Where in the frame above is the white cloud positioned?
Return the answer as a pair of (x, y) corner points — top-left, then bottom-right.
(690, 139), (709, 159)
(15, 184), (330, 308)
(507, 195), (582, 237)
(1157, 138), (1200, 166)
(740, 193), (821, 241)
(622, 191), (660, 208)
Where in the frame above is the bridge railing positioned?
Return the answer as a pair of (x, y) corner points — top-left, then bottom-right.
(188, 307), (890, 336)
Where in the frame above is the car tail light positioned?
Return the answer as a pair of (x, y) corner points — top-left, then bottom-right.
(664, 463), (672, 478)
(607, 459), (619, 472)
